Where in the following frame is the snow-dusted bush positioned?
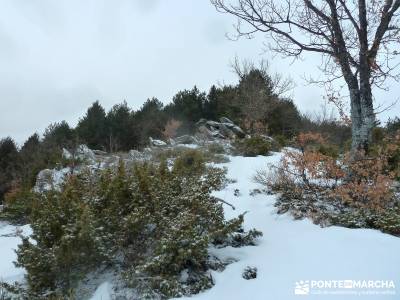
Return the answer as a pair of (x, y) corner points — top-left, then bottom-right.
(1, 187), (35, 224)
(233, 135), (274, 157)
(264, 132), (400, 235)
(15, 153), (259, 299)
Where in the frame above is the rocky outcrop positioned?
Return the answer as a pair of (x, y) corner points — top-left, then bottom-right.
(148, 117), (245, 148)
(34, 168), (71, 193)
(76, 144), (96, 162)
(34, 118), (245, 192)
(174, 135), (199, 145)
(195, 117), (245, 140)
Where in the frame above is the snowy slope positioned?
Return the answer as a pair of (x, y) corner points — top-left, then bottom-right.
(173, 154), (400, 300)
(89, 153), (400, 299)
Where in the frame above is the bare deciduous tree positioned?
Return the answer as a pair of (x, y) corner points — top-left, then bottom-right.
(211, 0), (400, 152)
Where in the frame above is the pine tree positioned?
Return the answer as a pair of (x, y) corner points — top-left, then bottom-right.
(0, 137), (19, 202)
(106, 101), (138, 152)
(76, 101), (107, 150)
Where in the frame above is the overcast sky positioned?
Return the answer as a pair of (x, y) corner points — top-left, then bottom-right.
(0, 0), (399, 144)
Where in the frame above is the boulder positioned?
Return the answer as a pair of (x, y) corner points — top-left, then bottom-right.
(62, 148), (72, 160)
(174, 135), (199, 145)
(219, 117), (234, 124)
(93, 150), (108, 155)
(76, 144), (96, 162)
(230, 125), (246, 138)
(34, 168), (71, 193)
(149, 137), (167, 147)
(195, 117), (245, 140)
(168, 138), (177, 146)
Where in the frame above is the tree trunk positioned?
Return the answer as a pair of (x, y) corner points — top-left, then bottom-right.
(349, 81), (375, 153)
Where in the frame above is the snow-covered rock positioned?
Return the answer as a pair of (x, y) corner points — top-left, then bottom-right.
(174, 135), (199, 145)
(149, 137), (167, 147)
(76, 144), (96, 162)
(34, 167), (71, 193)
(196, 118), (245, 140)
(219, 117), (234, 124)
(62, 148), (72, 160)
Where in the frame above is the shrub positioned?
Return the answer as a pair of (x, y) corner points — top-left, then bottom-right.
(264, 132), (399, 234)
(16, 155), (259, 299)
(1, 186), (35, 224)
(15, 176), (108, 296)
(331, 206), (400, 235)
(172, 149), (206, 176)
(233, 136), (273, 157)
(207, 143), (226, 154)
(272, 134), (289, 148)
(162, 119), (182, 139)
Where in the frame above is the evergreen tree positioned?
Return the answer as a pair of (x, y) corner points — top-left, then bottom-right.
(19, 133), (42, 187)
(42, 121), (75, 148)
(135, 98), (166, 146)
(165, 87), (206, 132)
(106, 101), (138, 152)
(76, 101), (107, 150)
(0, 137), (19, 202)
(266, 99), (302, 138)
(203, 85), (219, 120)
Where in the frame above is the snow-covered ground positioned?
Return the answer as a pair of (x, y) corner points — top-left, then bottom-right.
(0, 223), (31, 283)
(176, 154), (400, 300)
(1, 153), (400, 299)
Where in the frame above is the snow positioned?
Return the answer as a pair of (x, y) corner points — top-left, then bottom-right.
(92, 153), (400, 299)
(178, 154), (400, 300)
(0, 222), (31, 283)
(90, 282), (112, 300)
(1, 152), (399, 299)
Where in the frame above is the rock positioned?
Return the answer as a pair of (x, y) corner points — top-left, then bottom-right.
(93, 150), (108, 155)
(76, 144), (96, 162)
(259, 134), (275, 142)
(230, 125), (246, 138)
(62, 148), (72, 160)
(196, 118), (208, 127)
(195, 117), (245, 140)
(168, 138), (176, 146)
(174, 135), (198, 145)
(205, 120), (221, 128)
(149, 137), (167, 147)
(242, 266), (257, 280)
(34, 168), (71, 193)
(219, 117), (234, 124)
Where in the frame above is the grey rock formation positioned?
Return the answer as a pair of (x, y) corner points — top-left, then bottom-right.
(149, 137), (167, 147)
(195, 118), (245, 140)
(34, 168), (71, 193)
(76, 144), (96, 162)
(174, 135), (199, 145)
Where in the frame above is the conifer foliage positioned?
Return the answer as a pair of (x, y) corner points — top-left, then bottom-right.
(15, 151), (260, 299)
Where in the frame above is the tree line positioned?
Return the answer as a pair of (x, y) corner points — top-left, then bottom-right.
(0, 63), (352, 204)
